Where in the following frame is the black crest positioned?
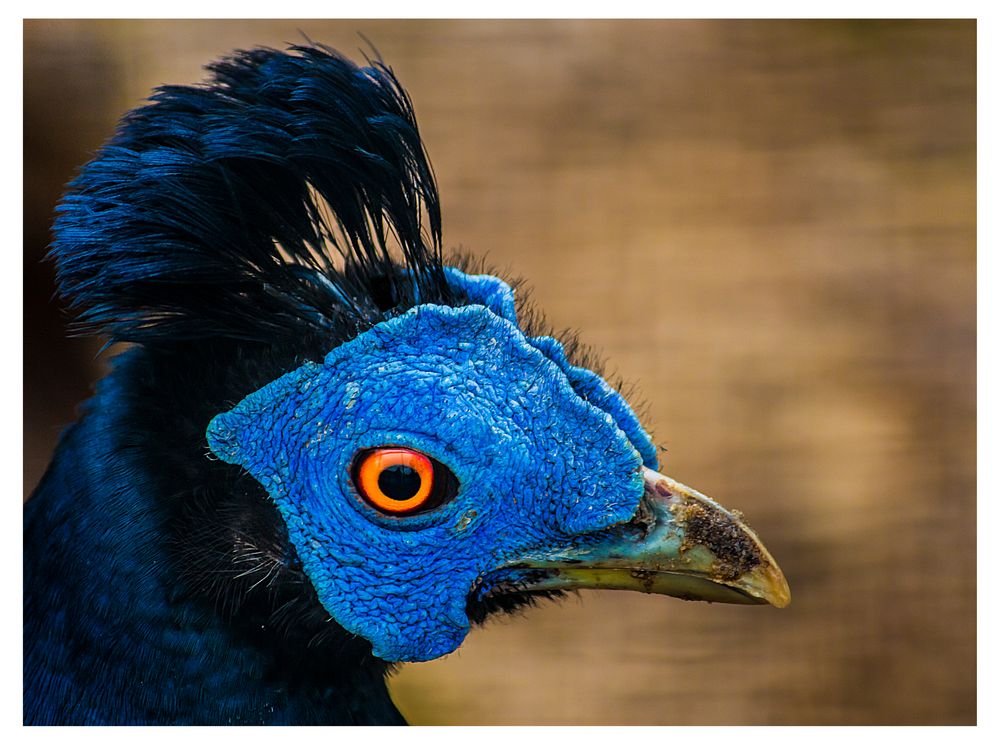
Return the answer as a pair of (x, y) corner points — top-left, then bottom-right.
(49, 43), (459, 346)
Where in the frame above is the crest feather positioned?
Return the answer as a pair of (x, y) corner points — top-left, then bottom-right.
(50, 43), (454, 345)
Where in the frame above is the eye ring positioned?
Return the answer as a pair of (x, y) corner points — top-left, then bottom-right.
(352, 447), (458, 516)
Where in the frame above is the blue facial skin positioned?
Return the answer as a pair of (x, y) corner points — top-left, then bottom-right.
(207, 270), (658, 663)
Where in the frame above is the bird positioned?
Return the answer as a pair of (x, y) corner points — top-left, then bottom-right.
(24, 42), (790, 725)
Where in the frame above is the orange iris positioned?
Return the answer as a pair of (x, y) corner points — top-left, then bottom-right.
(355, 447), (435, 514)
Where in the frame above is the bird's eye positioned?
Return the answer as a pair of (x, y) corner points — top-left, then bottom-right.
(352, 447), (458, 516)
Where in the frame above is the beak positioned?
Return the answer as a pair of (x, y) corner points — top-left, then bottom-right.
(507, 467), (790, 608)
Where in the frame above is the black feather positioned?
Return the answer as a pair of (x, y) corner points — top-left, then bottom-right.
(49, 43), (457, 347)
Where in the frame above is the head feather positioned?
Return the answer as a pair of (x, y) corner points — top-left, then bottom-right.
(50, 43), (456, 346)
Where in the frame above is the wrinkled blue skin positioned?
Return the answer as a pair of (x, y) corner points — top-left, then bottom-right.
(208, 269), (658, 662)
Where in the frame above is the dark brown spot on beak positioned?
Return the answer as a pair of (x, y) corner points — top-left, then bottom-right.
(676, 501), (763, 581)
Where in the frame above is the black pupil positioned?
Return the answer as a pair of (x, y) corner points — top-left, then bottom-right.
(377, 464), (424, 502)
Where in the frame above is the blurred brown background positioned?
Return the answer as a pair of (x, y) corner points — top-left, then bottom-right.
(23, 20), (975, 725)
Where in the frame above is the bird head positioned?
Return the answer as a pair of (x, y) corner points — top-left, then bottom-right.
(206, 266), (788, 662)
(50, 43), (788, 666)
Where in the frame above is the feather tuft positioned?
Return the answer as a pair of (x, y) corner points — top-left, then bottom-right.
(49, 43), (455, 346)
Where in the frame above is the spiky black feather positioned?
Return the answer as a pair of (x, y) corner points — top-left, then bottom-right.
(50, 43), (457, 346)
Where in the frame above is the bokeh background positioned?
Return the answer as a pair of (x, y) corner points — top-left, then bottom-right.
(23, 19), (976, 725)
